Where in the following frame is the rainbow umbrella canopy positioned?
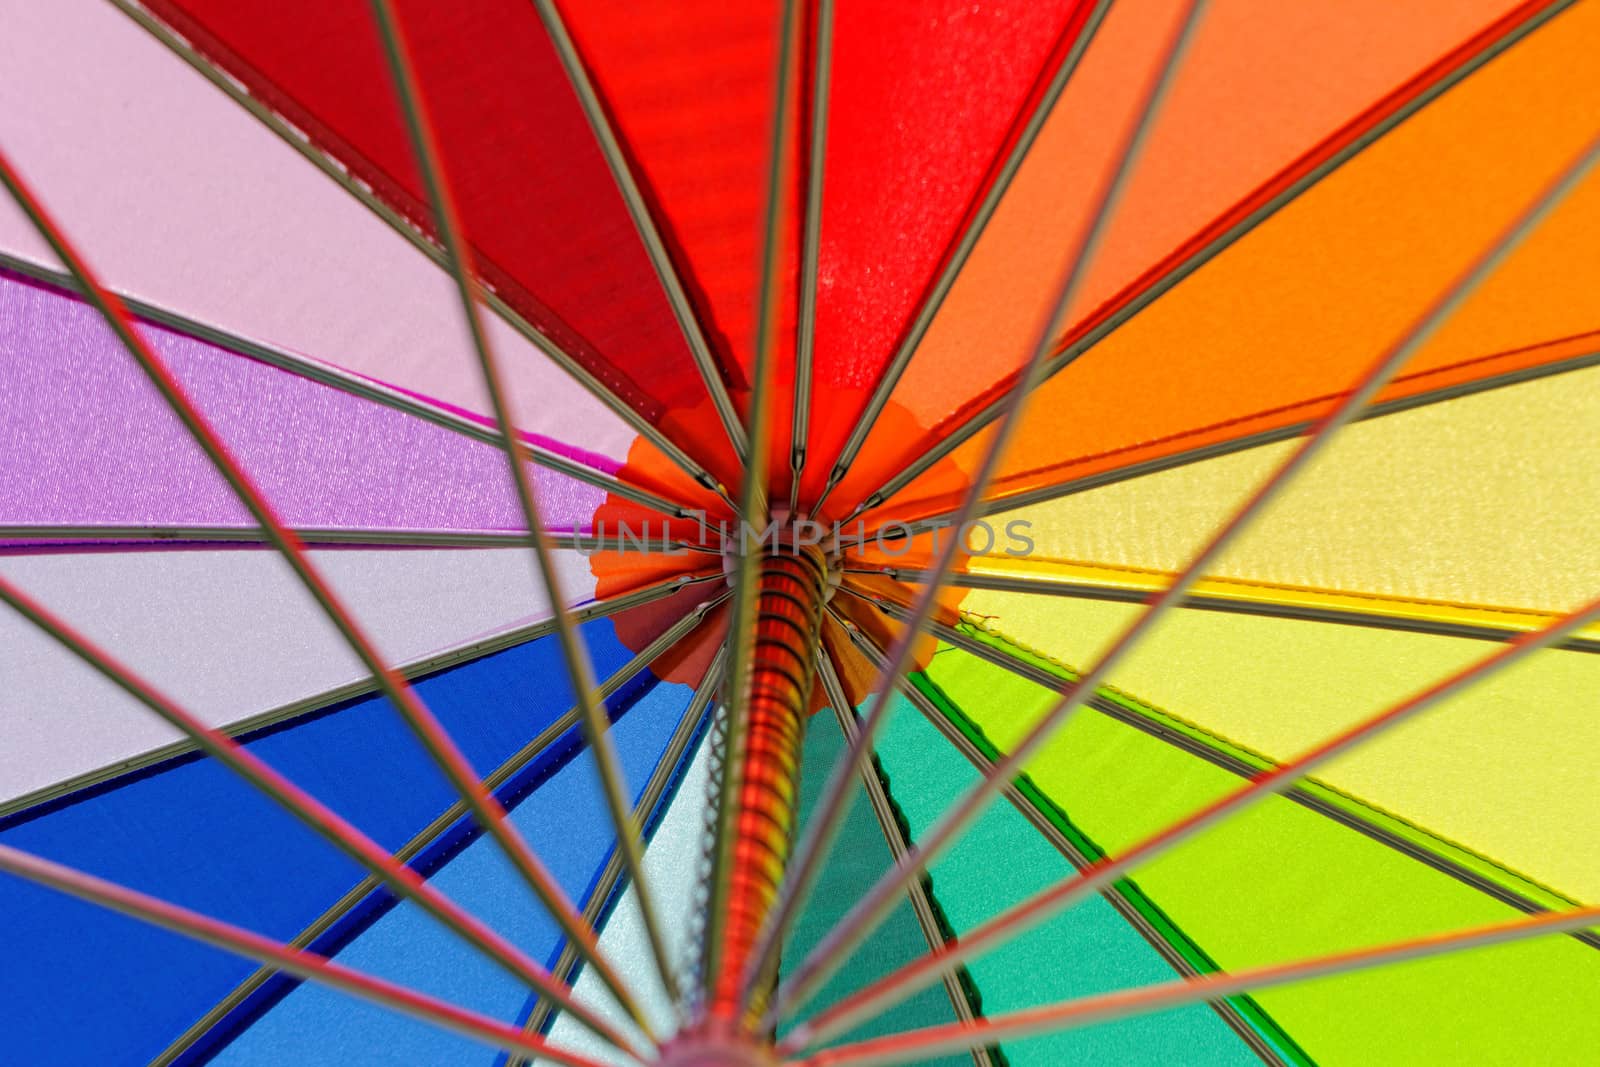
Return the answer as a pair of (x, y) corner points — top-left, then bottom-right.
(2, 0), (1599, 1063)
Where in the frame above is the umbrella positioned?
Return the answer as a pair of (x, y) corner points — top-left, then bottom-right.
(2, 0), (1597, 1064)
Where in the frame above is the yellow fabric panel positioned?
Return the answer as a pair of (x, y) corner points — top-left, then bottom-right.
(955, 589), (1600, 904)
(986, 362), (1600, 614)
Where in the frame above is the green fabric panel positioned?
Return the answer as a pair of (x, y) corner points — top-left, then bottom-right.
(960, 624), (1581, 915)
(874, 694), (1263, 1065)
(922, 650), (1600, 1065)
(781, 708), (968, 1061)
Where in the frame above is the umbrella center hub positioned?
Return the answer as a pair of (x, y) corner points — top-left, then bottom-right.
(718, 507), (842, 603)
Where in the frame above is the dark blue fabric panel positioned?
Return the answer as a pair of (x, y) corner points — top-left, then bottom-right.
(206, 676), (697, 1066)
(0, 873), (245, 1067)
(0, 618), (634, 1065)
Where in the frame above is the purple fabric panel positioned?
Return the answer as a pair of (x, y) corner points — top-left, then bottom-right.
(0, 273), (605, 532)
(378, 379), (623, 476)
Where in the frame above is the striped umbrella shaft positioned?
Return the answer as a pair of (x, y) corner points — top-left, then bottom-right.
(707, 543), (829, 1026)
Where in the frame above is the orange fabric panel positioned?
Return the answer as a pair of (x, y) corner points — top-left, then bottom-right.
(827, 0), (1533, 515)
(856, 0), (1600, 524)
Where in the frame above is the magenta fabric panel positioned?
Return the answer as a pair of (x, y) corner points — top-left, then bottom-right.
(0, 272), (604, 534)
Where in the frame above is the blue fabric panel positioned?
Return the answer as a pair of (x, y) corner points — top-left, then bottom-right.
(506, 693), (712, 1047)
(0, 874), (244, 1067)
(874, 695), (1260, 1066)
(208, 677), (695, 1066)
(0, 618), (636, 1065)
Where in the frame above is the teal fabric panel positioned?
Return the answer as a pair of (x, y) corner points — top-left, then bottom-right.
(874, 694), (1261, 1065)
(781, 706), (968, 1064)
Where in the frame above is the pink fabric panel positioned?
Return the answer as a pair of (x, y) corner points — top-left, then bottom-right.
(0, 0), (636, 467)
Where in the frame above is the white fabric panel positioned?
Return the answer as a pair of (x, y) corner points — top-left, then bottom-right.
(543, 741), (711, 1064)
(0, 547), (597, 804)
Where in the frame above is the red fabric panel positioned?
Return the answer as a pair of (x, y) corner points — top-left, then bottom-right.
(557, 0), (802, 492)
(800, 0), (1094, 506)
(827, 0), (1535, 519)
(144, 0), (732, 470)
(561, 0), (792, 392)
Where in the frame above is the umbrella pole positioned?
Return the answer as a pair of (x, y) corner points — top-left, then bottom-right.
(690, 539), (831, 1055)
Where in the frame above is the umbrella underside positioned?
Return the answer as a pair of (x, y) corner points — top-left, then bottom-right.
(2, 1), (1599, 1065)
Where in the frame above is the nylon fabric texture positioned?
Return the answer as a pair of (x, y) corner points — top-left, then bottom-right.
(1, 0), (1596, 1062)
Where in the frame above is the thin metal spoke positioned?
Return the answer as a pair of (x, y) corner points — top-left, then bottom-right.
(794, 552), (1600, 1051)
(2, 570), (719, 824)
(0, 573), (647, 1057)
(793, 902), (1600, 1067)
(511, 642), (730, 1062)
(789, 0), (835, 513)
(109, 0), (729, 503)
(366, 0), (682, 1008)
(814, 649), (994, 1067)
(0, 143), (652, 1037)
(148, 599), (725, 1067)
(852, 564), (1600, 653)
(773, 126), (1600, 1031)
(751, 0), (1210, 1017)
(702, 0), (801, 1001)
(0, 250), (698, 522)
(0, 524), (694, 552)
(808, 0), (1116, 516)
(530, 0), (747, 463)
(836, 0), (1577, 523)
(0, 842), (620, 1067)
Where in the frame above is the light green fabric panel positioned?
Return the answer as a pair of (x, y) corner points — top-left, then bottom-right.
(922, 650), (1600, 1065)
(953, 593), (1600, 904)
